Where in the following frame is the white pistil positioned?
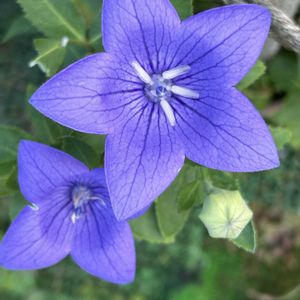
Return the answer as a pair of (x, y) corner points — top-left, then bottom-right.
(160, 99), (176, 126)
(162, 65), (191, 80)
(132, 61), (153, 85)
(171, 85), (200, 99)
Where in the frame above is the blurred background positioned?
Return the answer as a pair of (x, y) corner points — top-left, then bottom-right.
(1, 0), (300, 299)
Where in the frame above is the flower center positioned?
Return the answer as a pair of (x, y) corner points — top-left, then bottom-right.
(71, 184), (105, 224)
(145, 75), (171, 103)
(131, 61), (199, 126)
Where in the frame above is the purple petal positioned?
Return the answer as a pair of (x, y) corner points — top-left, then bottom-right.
(173, 88), (279, 172)
(77, 168), (110, 202)
(71, 201), (135, 284)
(167, 4), (271, 88)
(30, 53), (144, 134)
(88, 168), (108, 191)
(105, 104), (185, 221)
(0, 188), (74, 270)
(102, 0), (181, 72)
(18, 141), (88, 206)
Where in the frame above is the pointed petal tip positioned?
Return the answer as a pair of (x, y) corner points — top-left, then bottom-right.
(267, 155), (281, 170)
(18, 140), (36, 157)
(29, 95), (44, 114)
(18, 139), (28, 150)
(261, 141), (281, 171)
(19, 139), (35, 148)
(212, 156), (280, 173)
(0, 206), (72, 271)
(113, 208), (136, 222)
(106, 269), (136, 285)
(75, 258), (136, 284)
(29, 93), (37, 106)
(230, 3), (272, 28)
(71, 201), (136, 284)
(118, 274), (135, 285)
(112, 200), (153, 222)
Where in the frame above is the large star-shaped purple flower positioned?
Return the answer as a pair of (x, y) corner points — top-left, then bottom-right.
(30, 1), (279, 220)
(0, 141), (135, 284)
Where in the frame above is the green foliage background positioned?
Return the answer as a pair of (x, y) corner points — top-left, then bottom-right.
(1, 0), (300, 299)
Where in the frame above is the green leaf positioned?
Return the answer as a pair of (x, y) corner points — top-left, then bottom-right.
(0, 162), (17, 197)
(205, 168), (239, 191)
(155, 185), (190, 239)
(177, 180), (204, 212)
(30, 38), (67, 76)
(71, 133), (106, 166)
(6, 166), (19, 192)
(27, 106), (68, 145)
(275, 90), (300, 149)
(0, 176), (13, 197)
(8, 193), (28, 220)
(72, 132), (106, 154)
(156, 165), (201, 238)
(0, 161), (15, 178)
(2, 16), (36, 43)
(0, 125), (32, 164)
(73, 0), (102, 28)
(237, 60), (266, 90)
(231, 221), (256, 253)
(170, 285), (205, 300)
(18, 0), (85, 40)
(130, 206), (174, 244)
(269, 126), (292, 150)
(62, 137), (100, 169)
(193, 0), (219, 13)
(171, 0), (193, 19)
(0, 125), (30, 197)
(269, 52), (299, 91)
(0, 263), (35, 294)
(73, 0), (102, 49)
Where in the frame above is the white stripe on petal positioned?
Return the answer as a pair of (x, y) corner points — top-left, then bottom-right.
(131, 61), (153, 85)
(160, 99), (176, 126)
(162, 65), (190, 80)
(171, 85), (199, 99)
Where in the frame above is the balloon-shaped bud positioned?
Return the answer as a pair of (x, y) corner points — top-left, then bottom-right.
(199, 189), (253, 239)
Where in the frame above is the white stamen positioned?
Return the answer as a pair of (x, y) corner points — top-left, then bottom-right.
(30, 203), (39, 211)
(71, 212), (77, 224)
(162, 65), (191, 80)
(89, 196), (106, 206)
(160, 99), (176, 126)
(171, 85), (199, 99)
(132, 61), (153, 85)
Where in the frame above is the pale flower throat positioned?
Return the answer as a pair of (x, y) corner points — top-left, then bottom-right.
(71, 184), (105, 224)
(132, 61), (199, 126)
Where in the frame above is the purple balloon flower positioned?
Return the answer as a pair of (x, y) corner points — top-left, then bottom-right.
(0, 141), (135, 284)
(30, 1), (279, 220)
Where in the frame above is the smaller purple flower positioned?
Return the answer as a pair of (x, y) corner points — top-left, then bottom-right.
(0, 141), (135, 284)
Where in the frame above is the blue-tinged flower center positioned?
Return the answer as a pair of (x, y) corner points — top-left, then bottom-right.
(145, 74), (172, 103)
(131, 61), (200, 127)
(71, 184), (105, 224)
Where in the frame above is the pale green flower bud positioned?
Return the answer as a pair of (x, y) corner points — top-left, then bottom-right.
(199, 189), (253, 239)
